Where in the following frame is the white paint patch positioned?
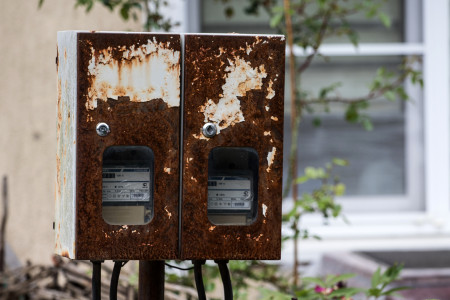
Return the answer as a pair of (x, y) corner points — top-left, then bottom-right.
(164, 167), (171, 174)
(200, 57), (267, 134)
(271, 116), (279, 121)
(264, 131), (271, 136)
(164, 206), (172, 219)
(262, 204), (268, 217)
(86, 38), (180, 110)
(265, 105), (270, 111)
(266, 79), (275, 99)
(246, 42), (252, 55)
(266, 147), (276, 172)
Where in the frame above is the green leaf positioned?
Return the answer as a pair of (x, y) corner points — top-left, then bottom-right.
(225, 6), (234, 18)
(334, 183), (346, 196)
(379, 12), (392, 28)
(312, 117), (322, 127)
(120, 4), (130, 20)
(345, 103), (359, 123)
(371, 267), (382, 288)
(384, 90), (396, 102)
(329, 287), (365, 297)
(348, 30), (359, 47)
(326, 273), (355, 286)
(295, 175), (309, 184)
(361, 117), (373, 131)
(270, 12), (283, 28)
(381, 286), (410, 296)
(332, 158), (349, 166)
(302, 276), (326, 286)
(38, 0), (45, 8)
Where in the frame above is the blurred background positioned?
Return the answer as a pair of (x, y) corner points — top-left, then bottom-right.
(1, 0), (450, 288)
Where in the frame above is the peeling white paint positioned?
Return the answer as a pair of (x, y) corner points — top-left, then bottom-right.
(271, 116), (279, 121)
(266, 79), (275, 99)
(246, 42), (252, 55)
(262, 204), (268, 217)
(86, 38), (180, 110)
(164, 206), (172, 219)
(266, 147), (276, 172)
(264, 131), (271, 136)
(265, 105), (270, 111)
(200, 57), (267, 134)
(164, 167), (171, 174)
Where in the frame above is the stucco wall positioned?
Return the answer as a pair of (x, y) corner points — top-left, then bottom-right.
(0, 0), (141, 265)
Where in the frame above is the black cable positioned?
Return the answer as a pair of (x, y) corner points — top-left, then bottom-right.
(91, 260), (102, 300)
(110, 260), (128, 300)
(193, 260), (206, 300)
(165, 262), (194, 271)
(216, 260), (233, 300)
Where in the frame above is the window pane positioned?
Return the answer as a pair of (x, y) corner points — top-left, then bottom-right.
(283, 56), (406, 196)
(201, 0), (404, 43)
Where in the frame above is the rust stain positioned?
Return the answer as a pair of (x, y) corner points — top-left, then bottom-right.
(61, 249), (70, 258)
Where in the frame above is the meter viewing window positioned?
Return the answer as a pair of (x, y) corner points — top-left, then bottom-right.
(207, 147), (259, 226)
(102, 146), (154, 225)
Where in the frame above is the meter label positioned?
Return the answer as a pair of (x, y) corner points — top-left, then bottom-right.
(208, 176), (252, 210)
(102, 168), (151, 203)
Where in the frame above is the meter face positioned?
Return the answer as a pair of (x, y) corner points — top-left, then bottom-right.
(207, 147), (258, 225)
(102, 146), (154, 225)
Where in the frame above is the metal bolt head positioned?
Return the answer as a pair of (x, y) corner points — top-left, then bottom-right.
(202, 123), (217, 138)
(96, 122), (110, 137)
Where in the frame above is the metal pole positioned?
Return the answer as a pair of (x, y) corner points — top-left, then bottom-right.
(139, 260), (165, 300)
(91, 261), (102, 300)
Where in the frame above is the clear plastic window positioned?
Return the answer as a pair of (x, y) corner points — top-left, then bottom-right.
(207, 147), (258, 225)
(102, 146), (154, 225)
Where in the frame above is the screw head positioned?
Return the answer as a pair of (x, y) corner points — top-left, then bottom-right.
(96, 122), (110, 137)
(202, 123), (217, 138)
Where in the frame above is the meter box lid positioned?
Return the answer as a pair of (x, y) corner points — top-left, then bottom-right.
(55, 31), (181, 260)
(181, 34), (285, 260)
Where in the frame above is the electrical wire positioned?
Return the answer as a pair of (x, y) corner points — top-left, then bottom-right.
(110, 260), (128, 300)
(91, 260), (102, 300)
(216, 260), (233, 300)
(165, 262), (194, 271)
(193, 260), (206, 300)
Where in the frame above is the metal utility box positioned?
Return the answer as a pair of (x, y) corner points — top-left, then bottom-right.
(55, 32), (181, 260)
(181, 34), (285, 260)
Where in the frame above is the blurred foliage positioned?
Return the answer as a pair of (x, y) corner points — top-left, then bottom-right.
(39, 0), (179, 31)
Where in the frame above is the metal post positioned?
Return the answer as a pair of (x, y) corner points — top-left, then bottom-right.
(139, 260), (165, 300)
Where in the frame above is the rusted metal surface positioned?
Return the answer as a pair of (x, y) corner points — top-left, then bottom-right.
(181, 34), (285, 260)
(56, 31), (181, 260)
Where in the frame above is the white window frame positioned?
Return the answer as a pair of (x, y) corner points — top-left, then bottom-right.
(182, 0), (450, 258)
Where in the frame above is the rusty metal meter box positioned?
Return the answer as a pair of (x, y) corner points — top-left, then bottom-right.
(181, 34), (285, 260)
(55, 31), (284, 261)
